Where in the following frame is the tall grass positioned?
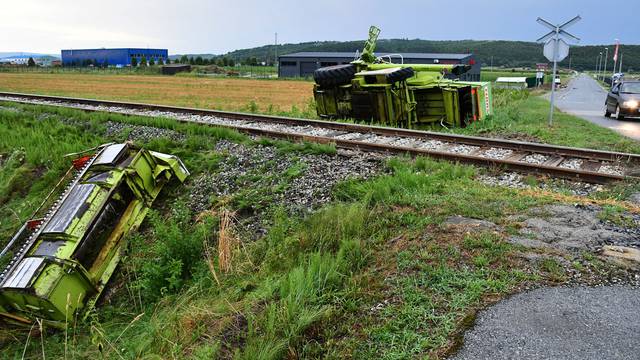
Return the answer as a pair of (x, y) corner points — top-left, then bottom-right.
(452, 89), (640, 153)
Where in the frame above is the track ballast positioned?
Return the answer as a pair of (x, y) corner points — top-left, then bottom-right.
(1, 91), (639, 184)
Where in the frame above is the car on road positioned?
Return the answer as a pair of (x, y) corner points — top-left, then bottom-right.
(605, 81), (640, 120)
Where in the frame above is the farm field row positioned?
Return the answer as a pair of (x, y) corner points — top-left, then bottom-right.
(0, 73), (314, 115)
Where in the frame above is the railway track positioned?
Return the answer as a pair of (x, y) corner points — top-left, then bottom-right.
(1, 91), (639, 184)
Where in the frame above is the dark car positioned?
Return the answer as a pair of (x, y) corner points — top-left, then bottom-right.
(605, 81), (640, 119)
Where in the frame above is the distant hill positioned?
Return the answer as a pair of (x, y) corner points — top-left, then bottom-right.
(217, 39), (640, 72)
(0, 52), (59, 60)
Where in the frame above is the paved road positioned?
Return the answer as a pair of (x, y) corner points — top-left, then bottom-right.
(450, 286), (640, 360)
(552, 74), (640, 141)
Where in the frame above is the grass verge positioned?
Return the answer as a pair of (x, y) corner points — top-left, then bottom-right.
(0, 102), (636, 359)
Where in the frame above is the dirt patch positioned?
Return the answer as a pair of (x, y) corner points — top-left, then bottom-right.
(444, 216), (499, 232)
(508, 204), (640, 252)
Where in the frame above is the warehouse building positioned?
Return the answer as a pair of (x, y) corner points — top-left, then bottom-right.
(61, 48), (168, 67)
(278, 52), (480, 81)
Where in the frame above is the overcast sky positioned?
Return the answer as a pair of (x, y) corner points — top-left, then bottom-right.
(1, 0), (638, 55)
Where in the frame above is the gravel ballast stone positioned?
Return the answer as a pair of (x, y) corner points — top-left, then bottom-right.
(188, 140), (383, 238)
(451, 286), (640, 360)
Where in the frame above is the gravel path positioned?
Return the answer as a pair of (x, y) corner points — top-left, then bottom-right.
(451, 286), (640, 360)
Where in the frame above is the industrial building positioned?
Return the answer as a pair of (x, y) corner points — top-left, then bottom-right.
(278, 52), (480, 81)
(61, 48), (168, 67)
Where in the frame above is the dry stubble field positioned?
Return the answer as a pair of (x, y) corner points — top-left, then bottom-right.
(0, 73), (313, 112)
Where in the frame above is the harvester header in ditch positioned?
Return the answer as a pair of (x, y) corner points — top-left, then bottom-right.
(0, 143), (188, 328)
(313, 26), (493, 128)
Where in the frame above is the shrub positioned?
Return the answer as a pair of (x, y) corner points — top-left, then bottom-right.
(134, 205), (215, 300)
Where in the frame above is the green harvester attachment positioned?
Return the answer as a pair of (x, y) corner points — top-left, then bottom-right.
(0, 143), (188, 328)
(313, 26), (493, 128)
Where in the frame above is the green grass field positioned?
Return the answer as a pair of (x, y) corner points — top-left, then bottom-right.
(0, 98), (637, 359)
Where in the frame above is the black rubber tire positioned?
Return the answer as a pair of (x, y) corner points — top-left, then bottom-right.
(615, 105), (625, 120)
(604, 103), (611, 118)
(451, 65), (472, 75)
(386, 67), (415, 83)
(314, 64), (356, 87)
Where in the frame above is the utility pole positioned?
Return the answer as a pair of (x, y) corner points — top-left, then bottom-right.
(490, 56), (493, 72)
(568, 56), (572, 71)
(595, 52), (601, 76)
(602, 47), (608, 81)
(597, 52), (602, 78)
(274, 32), (278, 68)
(537, 15), (581, 127)
(619, 53), (623, 73)
(612, 40), (619, 77)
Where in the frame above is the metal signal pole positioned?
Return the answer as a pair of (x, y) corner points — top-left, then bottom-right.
(537, 15), (581, 126)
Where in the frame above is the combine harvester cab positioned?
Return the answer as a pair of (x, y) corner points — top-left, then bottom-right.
(0, 143), (188, 327)
(313, 26), (493, 129)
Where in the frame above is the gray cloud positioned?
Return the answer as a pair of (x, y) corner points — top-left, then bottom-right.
(1, 0), (637, 55)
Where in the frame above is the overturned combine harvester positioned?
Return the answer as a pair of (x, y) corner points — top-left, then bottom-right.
(314, 26), (493, 128)
(0, 143), (188, 327)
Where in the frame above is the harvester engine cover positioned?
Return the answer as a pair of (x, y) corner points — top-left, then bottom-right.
(0, 143), (189, 327)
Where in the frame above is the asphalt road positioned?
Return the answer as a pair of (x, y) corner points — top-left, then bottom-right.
(552, 74), (640, 141)
(450, 286), (640, 360)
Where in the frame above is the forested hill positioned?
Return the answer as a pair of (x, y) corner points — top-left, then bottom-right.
(222, 38), (640, 72)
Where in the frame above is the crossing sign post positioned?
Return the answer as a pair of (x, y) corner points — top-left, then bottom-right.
(537, 15), (581, 126)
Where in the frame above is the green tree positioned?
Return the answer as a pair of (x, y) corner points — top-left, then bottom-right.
(228, 58), (235, 67)
(140, 55), (147, 66)
(131, 57), (138, 67)
(149, 58), (155, 66)
(222, 57), (229, 66)
(27, 57), (36, 67)
(195, 56), (203, 65)
(189, 57), (195, 65)
(180, 55), (189, 64)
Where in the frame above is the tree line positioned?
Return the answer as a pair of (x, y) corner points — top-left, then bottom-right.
(220, 38), (640, 72)
(171, 55), (268, 67)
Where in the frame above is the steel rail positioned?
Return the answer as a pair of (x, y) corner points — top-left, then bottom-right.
(1, 91), (638, 184)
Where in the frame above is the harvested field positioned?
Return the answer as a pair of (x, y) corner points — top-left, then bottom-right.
(0, 73), (313, 113)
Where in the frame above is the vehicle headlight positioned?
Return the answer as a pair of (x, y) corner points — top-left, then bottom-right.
(623, 100), (639, 108)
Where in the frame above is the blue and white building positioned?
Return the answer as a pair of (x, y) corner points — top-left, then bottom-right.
(61, 48), (168, 67)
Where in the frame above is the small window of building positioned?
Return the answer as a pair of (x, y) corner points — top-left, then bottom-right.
(281, 61), (297, 66)
(320, 62), (338, 67)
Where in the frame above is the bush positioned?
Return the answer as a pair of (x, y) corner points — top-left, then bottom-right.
(133, 204), (215, 301)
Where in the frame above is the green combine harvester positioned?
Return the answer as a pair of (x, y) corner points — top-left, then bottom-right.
(0, 143), (188, 328)
(313, 26), (493, 128)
